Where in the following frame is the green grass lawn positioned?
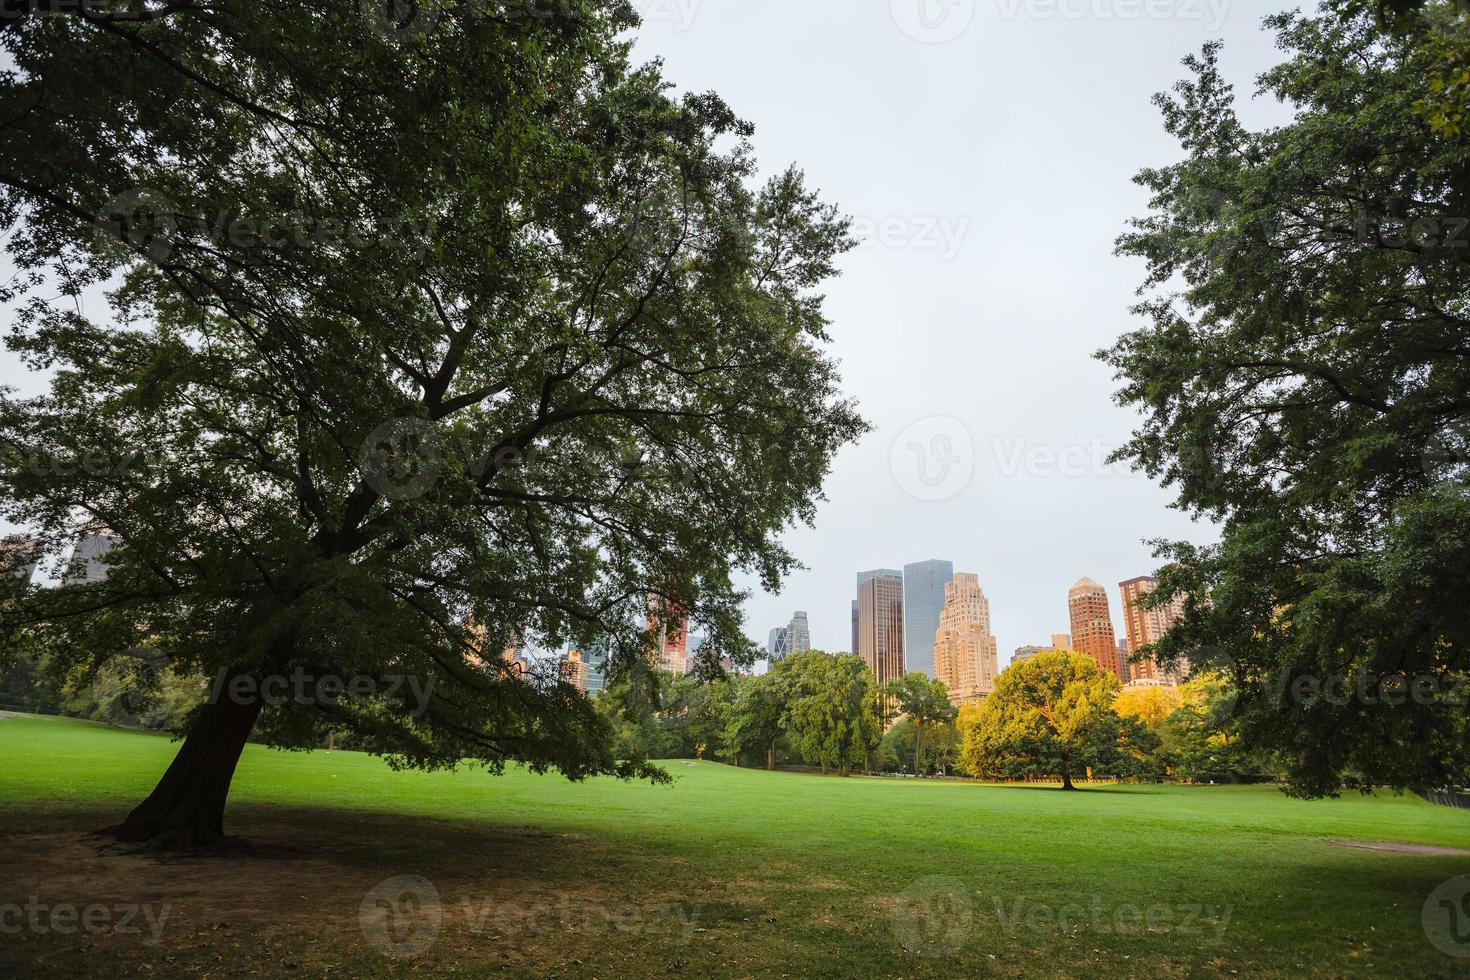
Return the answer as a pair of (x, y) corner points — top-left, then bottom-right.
(2, 713), (1469, 978)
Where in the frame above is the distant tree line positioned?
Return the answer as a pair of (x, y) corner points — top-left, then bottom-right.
(593, 649), (1283, 785)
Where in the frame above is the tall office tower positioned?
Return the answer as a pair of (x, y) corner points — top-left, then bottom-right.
(856, 568), (902, 660)
(647, 599), (690, 675)
(786, 612), (811, 656)
(857, 571), (905, 695)
(932, 573), (999, 708)
(1051, 633), (1072, 651)
(767, 626), (789, 662)
(1, 535), (40, 582)
(562, 649), (589, 693)
(583, 637), (611, 695)
(1068, 578), (1121, 678)
(902, 559), (954, 678)
(1119, 575), (1188, 684)
(1116, 637), (1132, 685)
(67, 526), (120, 584)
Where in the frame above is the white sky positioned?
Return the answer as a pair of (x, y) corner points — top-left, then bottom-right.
(630, 0), (1299, 662)
(1, 1), (1303, 664)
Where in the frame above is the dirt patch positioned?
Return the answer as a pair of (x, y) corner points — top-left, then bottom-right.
(0, 805), (714, 978)
(1325, 838), (1470, 857)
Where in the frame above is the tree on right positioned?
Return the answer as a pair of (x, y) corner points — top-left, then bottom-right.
(1102, 0), (1470, 797)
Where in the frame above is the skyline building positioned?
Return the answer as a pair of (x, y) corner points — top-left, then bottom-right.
(1051, 633), (1072, 651)
(855, 568), (901, 662)
(857, 571), (905, 695)
(902, 559), (954, 679)
(562, 649), (589, 693)
(647, 599), (690, 675)
(1119, 575), (1188, 685)
(1, 534), (40, 583)
(933, 573), (999, 708)
(786, 611), (810, 657)
(1068, 577), (1121, 679)
(1011, 645), (1046, 667)
(582, 638), (611, 696)
(67, 526), (119, 584)
(1117, 637), (1132, 685)
(767, 626), (789, 661)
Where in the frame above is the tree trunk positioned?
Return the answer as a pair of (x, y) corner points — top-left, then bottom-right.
(914, 720), (923, 777)
(766, 741), (775, 771)
(1061, 768), (1077, 791)
(105, 674), (263, 850)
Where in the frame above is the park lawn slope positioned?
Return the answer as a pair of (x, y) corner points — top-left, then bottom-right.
(1, 713), (1468, 978)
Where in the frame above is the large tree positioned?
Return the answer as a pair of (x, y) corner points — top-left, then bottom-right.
(883, 672), (956, 776)
(722, 669), (787, 770)
(1102, 0), (1470, 798)
(782, 651), (880, 776)
(961, 652), (1156, 790)
(0, 1), (863, 847)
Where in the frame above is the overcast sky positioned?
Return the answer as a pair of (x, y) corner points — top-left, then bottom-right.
(630, 0), (1299, 662)
(0, 1), (1305, 665)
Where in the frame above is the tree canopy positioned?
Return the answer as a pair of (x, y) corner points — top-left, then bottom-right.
(1102, 0), (1470, 798)
(884, 672), (956, 776)
(961, 652), (1158, 789)
(0, 0), (863, 846)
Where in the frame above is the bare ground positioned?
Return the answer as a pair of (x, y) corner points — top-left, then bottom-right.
(0, 805), (774, 978)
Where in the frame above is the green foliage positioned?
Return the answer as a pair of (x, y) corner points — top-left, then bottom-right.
(0, 634), (62, 711)
(0, 2), (863, 789)
(722, 671), (788, 769)
(877, 716), (960, 775)
(1102, 0), (1470, 797)
(781, 652), (882, 776)
(962, 652), (1159, 788)
(883, 672), (956, 775)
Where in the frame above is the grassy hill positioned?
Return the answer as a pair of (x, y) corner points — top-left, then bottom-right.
(2, 713), (1468, 978)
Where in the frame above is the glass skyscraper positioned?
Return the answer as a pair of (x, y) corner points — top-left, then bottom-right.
(902, 559), (953, 679)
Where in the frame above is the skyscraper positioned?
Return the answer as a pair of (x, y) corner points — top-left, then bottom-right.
(786, 612), (810, 656)
(584, 637), (611, 695)
(1068, 578), (1120, 678)
(1116, 637), (1132, 686)
(67, 526), (119, 584)
(767, 626), (789, 662)
(647, 598), (690, 675)
(1, 535), (40, 583)
(902, 559), (953, 679)
(933, 573), (999, 707)
(1119, 575), (1188, 685)
(855, 568), (901, 661)
(1051, 633), (1072, 651)
(857, 571), (904, 692)
(562, 649), (589, 693)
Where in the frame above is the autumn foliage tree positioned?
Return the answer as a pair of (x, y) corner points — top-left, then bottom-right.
(961, 653), (1157, 789)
